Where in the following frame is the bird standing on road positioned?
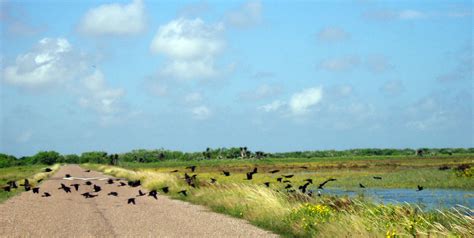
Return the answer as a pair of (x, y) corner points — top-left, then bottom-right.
(108, 192), (118, 196)
(161, 187), (169, 193)
(128, 198), (136, 205)
(148, 190), (158, 200)
(71, 184), (80, 191)
(137, 190), (146, 197)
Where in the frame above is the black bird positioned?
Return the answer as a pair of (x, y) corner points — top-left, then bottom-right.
(285, 184), (293, 189)
(300, 166), (308, 169)
(186, 166), (196, 172)
(318, 178), (337, 189)
(269, 170), (280, 174)
(417, 185), (424, 191)
(84, 181), (93, 186)
(42, 192), (51, 197)
(263, 182), (270, 187)
(373, 176), (382, 180)
(107, 179), (114, 184)
(184, 173), (196, 187)
(276, 177), (283, 183)
(118, 182), (127, 187)
(303, 178), (313, 184)
(178, 190), (187, 196)
(20, 179), (30, 187)
(24, 184), (31, 191)
(161, 187), (169, 193)
(44, 168), (52, 172)
(3, 186), (11, 192)
(359, 183), (366, 188)
(58, 183), (68, 190)
(37, 179), (43, 183)
(128, 198), (136, 205)
(32, 187), (40, 194)
(298, 182), (310, 193)
(71, 184), (80, 191)
(58, 184), (71, 193)
(81, 192), (97, 198)
(210, 178), (217, 184)
(222, 171), (230, 176)
(283, 174), (294, 178)
(283, 180), (291, 183)
(137, 190), (146, 197)
(246, 172), (254, 180)
(84, 170), (91, 172)
(148, 190), (158, 200)
(108, 192), (118, 196)
(170, 170), (179, 173)
(93, 184), (101, 193)
(128, 180), (141, 187)
(251, 167), (258, 174)
(438, 166), (450, 171)
(65, 174), (71, 178)
(7, 181), (18, 189)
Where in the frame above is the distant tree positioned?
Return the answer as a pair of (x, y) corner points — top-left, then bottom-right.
(0, 153), (17, 168)
(33, 151), (61, 165)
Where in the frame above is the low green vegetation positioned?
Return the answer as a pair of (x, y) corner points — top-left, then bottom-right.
(0, 164), (60, 203)
(83, 157), (474, 237)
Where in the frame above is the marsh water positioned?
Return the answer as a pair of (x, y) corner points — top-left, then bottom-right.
(317, 188), (474, 210)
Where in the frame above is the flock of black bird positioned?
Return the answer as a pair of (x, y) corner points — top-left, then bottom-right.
(2, 165), (427, 204)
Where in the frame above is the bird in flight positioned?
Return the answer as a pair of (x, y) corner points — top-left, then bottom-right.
(161, 187), (169, 193)
(282, 174), (294, 178)
(303, 178), (313, 184)
(70, 184), (80, 191)
(359, 183), (366, 188)
(417, 185), (424, 191)
(108, 192), (118, 196)
(269, 170), (280, 174)
(373, 176), (382, 180)
(276, 177), (283, 183)
(81, 192), (97, 198)
(263, 182), (270, 187)
(128, 198), (136, 205)
(148, 190), (158, 200)
(222, 171), (230, 176)
(318, 178), (337, 189)
(41, 192), (51, 197)
(137, 190), (146, 197)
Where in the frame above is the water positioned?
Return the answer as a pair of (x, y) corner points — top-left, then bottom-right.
(315, 188), (474, 210)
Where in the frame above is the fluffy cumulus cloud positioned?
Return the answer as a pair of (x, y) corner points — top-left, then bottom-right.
(2, 37), (126, 123)
(78, 0), (146, 36)
(289, 87), (323, 115)
(318, 56), (360, 72)
(2, 38), (87, 88)
(316, 27), (350, 43)
(150, 18), (224, 80)
(225, 0), (262, 28)
(259, 86), (323, 115)
(79, 70), (125, 116)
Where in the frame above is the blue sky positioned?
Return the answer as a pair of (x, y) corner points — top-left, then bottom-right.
(1, 0), (472, 157)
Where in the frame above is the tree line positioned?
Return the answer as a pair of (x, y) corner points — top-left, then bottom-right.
(1, 147), (473, 168)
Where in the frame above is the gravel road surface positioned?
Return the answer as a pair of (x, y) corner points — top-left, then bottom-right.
(0, 165), (278, 237)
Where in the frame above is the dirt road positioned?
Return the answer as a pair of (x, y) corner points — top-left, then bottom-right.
(0, 165), (277, 237)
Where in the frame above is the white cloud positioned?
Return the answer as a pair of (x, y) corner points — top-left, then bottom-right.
(150, 18), (224, 80)
(78, 0), (146, 36)
(398, 10), (425, 20)
(259, 100), (285, 112)
(225, 0), (262, 28)
(289, 87), (323, 115)
(317, 27), (350, 42)
(2, 38), (86, 88)
(79, 70), (125, 115)
(319, 56), (360, 72)
(191, 105), (211, 120)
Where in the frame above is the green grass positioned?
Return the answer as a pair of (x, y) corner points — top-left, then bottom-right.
(84, 159), (474, 237)
(0, 164), (60, 203)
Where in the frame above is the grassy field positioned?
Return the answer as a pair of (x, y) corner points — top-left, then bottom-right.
(83, 155), (474, 237)
(0, 164), (60, 203)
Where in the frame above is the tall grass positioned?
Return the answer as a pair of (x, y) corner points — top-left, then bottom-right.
(85, 164), (474, 237)
(0, 164), (61, 202)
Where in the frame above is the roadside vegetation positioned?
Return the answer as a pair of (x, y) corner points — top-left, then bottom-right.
(0, 164), (60, 202)
(83, 163), (473, 237)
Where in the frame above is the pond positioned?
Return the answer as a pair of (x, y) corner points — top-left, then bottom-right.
(316, 188), (474, 210)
